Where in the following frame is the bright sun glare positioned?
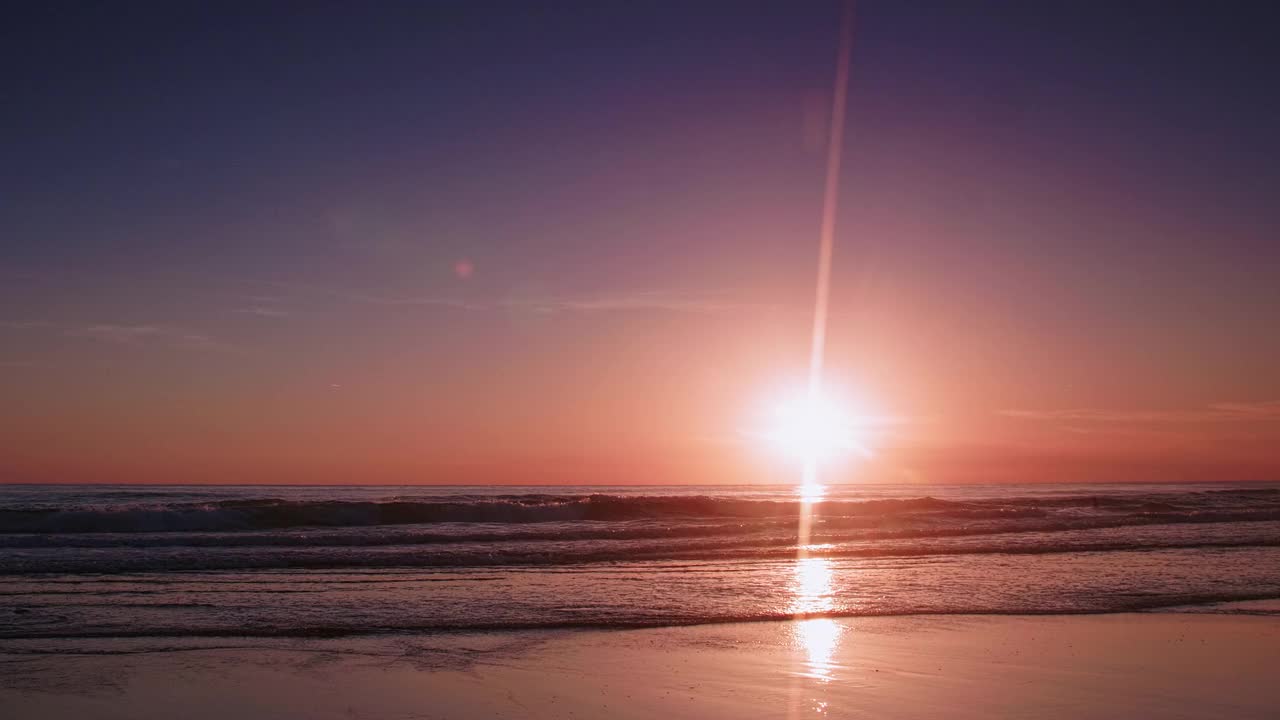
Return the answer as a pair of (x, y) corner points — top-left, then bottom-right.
(753, 388), (876, 502)
(763, 390), (870, 466)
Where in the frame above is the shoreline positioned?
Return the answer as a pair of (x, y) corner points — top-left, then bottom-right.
(4, 611), (1278, 719)
(5, 596), (1280, 642)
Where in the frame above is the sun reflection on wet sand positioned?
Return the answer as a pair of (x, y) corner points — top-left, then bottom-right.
(794, 618), (843, 682)
(789, 556), (843, 684)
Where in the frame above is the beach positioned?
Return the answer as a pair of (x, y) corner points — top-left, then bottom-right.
(4, 612), (1278, 719)
(5, 484), (1279, 718)
(8, 1), (1280, 717)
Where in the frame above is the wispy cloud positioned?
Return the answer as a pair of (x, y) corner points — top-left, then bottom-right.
(245, 278), (771, 317)
(1000, 401), (1280, 424)
(74, 324), (165, 343)
(5, 320), (232, 352)
(523, 291), (765, 314)
(0, 320), (50, 330)
(68, 324), (234, 352)
(341, 289), (768, 315)
(343, 293), (486, 310)
(235, 307), (292, 318)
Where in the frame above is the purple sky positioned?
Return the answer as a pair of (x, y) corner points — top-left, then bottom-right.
(3, 2), (1279, 484)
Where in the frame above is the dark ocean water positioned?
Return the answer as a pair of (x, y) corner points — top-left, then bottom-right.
(2, 483), (1279, 641)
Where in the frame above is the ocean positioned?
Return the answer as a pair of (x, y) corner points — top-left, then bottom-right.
(2, 483), (1279, 643)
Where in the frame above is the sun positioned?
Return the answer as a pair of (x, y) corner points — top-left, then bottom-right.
(745, 384), (881, 501)
(762, 389), (871, 466)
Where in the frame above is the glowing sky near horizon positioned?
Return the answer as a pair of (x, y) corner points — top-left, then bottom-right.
(2, 2), (1279, 484)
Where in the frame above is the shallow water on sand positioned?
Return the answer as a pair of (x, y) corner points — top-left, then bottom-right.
(4, 615), (1280, 720)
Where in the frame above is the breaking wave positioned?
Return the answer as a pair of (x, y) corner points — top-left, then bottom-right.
(3, 488), (1278, 536)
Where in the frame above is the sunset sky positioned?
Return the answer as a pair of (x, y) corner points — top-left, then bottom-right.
(3, 2), (1278, 485)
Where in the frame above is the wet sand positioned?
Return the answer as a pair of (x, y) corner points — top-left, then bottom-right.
(3, 613), (1278, 719)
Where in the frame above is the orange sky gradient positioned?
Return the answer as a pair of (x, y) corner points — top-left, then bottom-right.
(3, 3), (1279, 485)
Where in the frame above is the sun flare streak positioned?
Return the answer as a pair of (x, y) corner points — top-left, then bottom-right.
(797, 0), (853, 513)
(786, 4), (855, 715)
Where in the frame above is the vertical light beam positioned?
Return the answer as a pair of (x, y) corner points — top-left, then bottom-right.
(798, 1), (854, 551)
(789, 11), (857, 716)
(807, 1), (855, 406)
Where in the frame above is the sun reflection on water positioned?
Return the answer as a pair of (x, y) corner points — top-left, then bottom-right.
(798, 480), (826, 504)
(791, 556), (835, 616)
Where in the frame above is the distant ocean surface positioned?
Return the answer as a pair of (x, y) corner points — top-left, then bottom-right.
(2, 483), (1280, 641)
